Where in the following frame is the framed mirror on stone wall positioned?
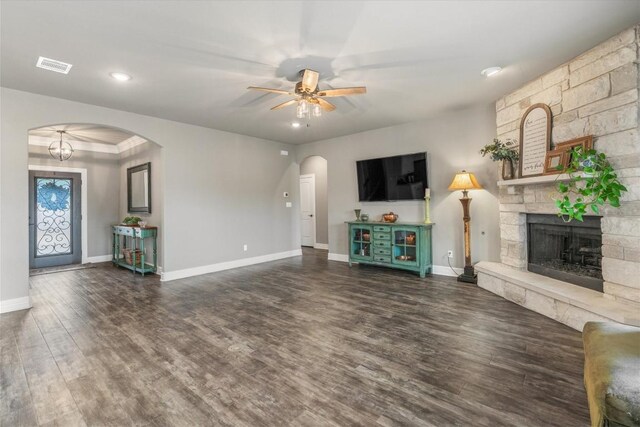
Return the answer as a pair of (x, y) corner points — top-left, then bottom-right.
(127, 162), (151, 213)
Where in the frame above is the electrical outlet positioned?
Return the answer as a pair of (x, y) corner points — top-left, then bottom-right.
(447, 250), (453, 258)
(243, 244), (248, 252)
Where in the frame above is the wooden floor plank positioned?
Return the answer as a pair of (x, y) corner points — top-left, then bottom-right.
(0, 248), (590, 426)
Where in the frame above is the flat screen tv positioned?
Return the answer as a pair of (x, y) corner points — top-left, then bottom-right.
(356, 152), (428, 202)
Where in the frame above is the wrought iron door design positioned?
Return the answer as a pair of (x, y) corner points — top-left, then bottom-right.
(29, 171), (81, 268)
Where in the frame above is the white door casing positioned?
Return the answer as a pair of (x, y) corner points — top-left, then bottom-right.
(299, 174), (316, 247)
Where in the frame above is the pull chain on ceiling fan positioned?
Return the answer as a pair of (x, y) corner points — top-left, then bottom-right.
(247, 69), (366, 119)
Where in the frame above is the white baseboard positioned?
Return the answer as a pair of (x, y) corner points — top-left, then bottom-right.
(0, 296), (31, 313)
(327, 253), (462, 278)
(313, 243), (329, 250)
(328, 253), (349, 262)
(161, 249), (302, 282)
(432, 265), (463, 277)
(86, 254), (112, 263)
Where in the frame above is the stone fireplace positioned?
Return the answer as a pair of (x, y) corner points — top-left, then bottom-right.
(476, 26), (640, 331)
(527, 214), (602, 292)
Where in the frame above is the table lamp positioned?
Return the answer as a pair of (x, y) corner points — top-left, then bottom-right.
(448, 170), (482, 283)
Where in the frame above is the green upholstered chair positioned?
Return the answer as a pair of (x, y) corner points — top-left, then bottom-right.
(583, 322), (640, 427)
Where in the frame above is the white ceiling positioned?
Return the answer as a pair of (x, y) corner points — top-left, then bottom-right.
(2, 1), (639, 145)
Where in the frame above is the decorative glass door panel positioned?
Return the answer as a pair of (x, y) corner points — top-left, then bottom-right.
(351, 225), (372, 260)
(393, 228), (419, 266)
(35, 178), (72, 256)
(29, 171), (82, 268)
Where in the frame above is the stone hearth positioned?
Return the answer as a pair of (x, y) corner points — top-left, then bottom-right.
(477, 26), (640, 331)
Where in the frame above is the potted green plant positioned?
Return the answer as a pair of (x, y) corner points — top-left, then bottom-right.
(556, 147), (627, 222)
(123, 216), (142, 226)
(480, 138), (519, 180)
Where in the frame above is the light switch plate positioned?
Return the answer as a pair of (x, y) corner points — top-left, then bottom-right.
(286, 202), (292, 208)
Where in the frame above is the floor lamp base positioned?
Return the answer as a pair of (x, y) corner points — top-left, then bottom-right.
(457, 266), (477, 284)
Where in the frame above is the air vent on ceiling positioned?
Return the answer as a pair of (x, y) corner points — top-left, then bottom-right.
(36, 56), (73, 74)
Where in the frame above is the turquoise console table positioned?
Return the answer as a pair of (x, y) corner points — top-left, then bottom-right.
(112, 225), (158, 276)
(347, 221), (433, 278)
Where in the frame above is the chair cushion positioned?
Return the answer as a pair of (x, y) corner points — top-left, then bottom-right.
(583, 322), (640, 427)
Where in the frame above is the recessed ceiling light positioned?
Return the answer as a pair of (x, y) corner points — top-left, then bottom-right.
(291, 122), (301, 128)
(481, 67), (502, 77)
(110, 72), (132, 82)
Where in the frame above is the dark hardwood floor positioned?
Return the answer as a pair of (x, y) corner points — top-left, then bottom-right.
(1, 248), (590, 426)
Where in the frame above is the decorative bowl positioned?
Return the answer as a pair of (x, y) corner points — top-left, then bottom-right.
(360, 213), (369, 222)
(382, 212), (398, 223)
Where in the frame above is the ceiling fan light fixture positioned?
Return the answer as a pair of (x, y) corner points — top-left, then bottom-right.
(312, 103), (322, 117)
(296, 99), (309, 118)
(48, 130), (74, 161)
(481, 66), (502, 77)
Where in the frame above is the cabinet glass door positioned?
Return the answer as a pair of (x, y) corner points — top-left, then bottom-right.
(351, 225), (372, 260)
(392, 228), (418, 266)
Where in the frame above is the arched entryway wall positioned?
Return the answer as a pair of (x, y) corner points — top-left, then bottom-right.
(0, 89), (168, 312)
(1, 88), (303, 313)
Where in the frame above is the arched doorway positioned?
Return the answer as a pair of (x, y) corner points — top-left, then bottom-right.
(27, 123), (163, 270)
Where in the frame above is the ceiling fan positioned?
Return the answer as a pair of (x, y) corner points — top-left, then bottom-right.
(247, 69), (366, 118)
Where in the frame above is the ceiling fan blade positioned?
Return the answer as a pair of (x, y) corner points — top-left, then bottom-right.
(270, 99), (298, 110)
(301, 69), (319, 92)
(316, 98), (336, 112)
(247, 86), (293, 95)
(317, 87), (367, 97)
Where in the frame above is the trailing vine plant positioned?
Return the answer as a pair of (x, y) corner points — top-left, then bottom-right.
(555, 146), (627, 222)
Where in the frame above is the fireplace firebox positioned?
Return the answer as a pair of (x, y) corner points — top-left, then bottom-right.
(527, 214), (603, 292)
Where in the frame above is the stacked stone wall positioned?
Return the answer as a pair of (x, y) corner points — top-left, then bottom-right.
(494, 26), (640, 304)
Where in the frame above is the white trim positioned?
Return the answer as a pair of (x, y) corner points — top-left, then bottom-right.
(313, 243), (329, 250)
(432, 265), (463, 277)
(0, 296), (31, 313)
(117, 135), (147, 153)
(28, 165), (88, 264)
(86, 254), (112, 263)
(328, 253), (349, 262)
(161, 249), (303, 282)
(29, 134), (147, 155)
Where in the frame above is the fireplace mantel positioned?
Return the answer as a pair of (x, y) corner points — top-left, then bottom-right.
(497, 173), (586, 187)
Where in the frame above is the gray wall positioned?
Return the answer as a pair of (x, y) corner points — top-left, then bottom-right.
(1, 87), (299, 306)
(119, 142), (164, 267)
(295, 104), (501, 269)
(300, 155), (328, 246)
(28, 146), (121, 258)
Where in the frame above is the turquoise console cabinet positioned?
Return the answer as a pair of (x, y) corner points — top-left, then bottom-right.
(112, 225), (158, 276)
(347, 222), (433, 278)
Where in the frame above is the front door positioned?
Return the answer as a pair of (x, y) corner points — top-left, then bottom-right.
(29, 171), (82, 268)
(299, 174), (316, 247)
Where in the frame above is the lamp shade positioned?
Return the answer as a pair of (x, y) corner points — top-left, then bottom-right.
(448, 170), (482, 191)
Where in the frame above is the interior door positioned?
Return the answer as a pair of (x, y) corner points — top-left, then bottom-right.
(29, 171), (82, 268)
(299, 174), (316, 247)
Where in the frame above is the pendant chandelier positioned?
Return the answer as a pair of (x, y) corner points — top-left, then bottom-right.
(49, 130), (74, 161)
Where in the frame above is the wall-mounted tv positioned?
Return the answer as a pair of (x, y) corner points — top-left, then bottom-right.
(356, 152), (428, 202)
